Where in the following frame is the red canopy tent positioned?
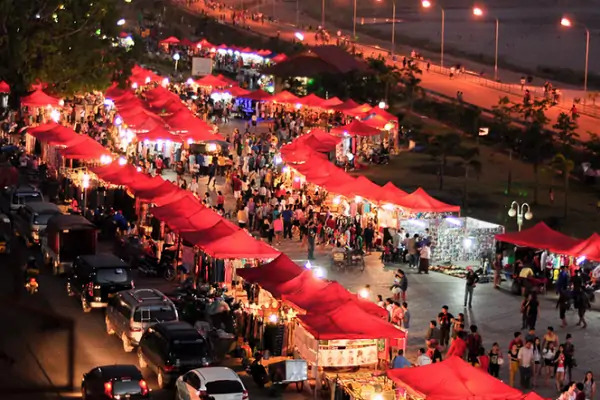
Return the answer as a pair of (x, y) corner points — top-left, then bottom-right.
(196, 39), (214, 49)
(387, 357), (524, 400)
(244, 89), (273, 101)
(270, 53), (288, 63)
(21, 89), (61, 108)
(377, 181), (408, 205)
(180, 219), (240, 244)
(345, 103), (373, 117)
(299, 93), (325, 108)
(130, 65), (161, 84)
(282, 281), (388, 319)
(0, 81), (9, 93)
(259, 269), (329, 299)
(92, 164), (142, 187)
(330, 99), (360, 112)
(150, 194), (204, 219)
(363, 114), (392, 129)
(27, 123), (80, 145)
(563, 233), (600, 261)
(202, 230), (281, 259)
(331, 119), (381, 137)
(281, 142), (328, 163)
(396, 187), (460, 213)
(495, 222), (582, 254)
(180, 38), (195, 47)
(298, 302), (406, 340)
(297, 129), (341, 152)
(195, 75), (229, 88)
(215, 74), (237, 85)
(135, 180), (180, 201)
(159, 36), (180, 45)
(370, 107), (398, 121)
(60, 137), (111, 160)
(321, 96), (343, 107)
(137, 127), (182, 143)
(237, 254), (304, 284)
(271, 90), (300, 104)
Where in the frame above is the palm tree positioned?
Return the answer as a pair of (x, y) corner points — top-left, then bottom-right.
(427, 133), (462, 190)
(459, 147), (482, 209)
(549, 153), (575, 218)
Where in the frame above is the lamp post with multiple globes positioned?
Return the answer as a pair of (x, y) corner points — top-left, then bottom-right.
(508, 201), (533, 231)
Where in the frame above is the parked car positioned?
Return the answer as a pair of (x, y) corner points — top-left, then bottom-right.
(106, 288), (178, 352)
(137, 321), (211, 389)
(41, 214), (97, 275)
(81, 364), (149, 400)
(67, 254), (133, 312)
(175, 367), (248, 400)
(6, 184), (44, 213)
(13, 202), (61, 246)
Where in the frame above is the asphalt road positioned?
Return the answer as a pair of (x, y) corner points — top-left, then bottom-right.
(0, 237), (305, 400)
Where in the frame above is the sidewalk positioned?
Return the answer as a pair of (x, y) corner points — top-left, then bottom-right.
(179, 0), (600, 141)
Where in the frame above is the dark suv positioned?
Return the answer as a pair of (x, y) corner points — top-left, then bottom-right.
(137, 321), (211, 389)
(67, 254), (133, 312)
(81, 364), (149, 400)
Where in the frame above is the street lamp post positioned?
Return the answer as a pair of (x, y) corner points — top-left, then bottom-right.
(82, 173), (90, 216)
(321, 0), (325, 28)
(561, 17), (591, 92)
(473, 6), (499, 81)
(376, 0), (396, 57)
(353, 0), (357, 39)
(508, 201), (533, 231)
(422, 0), (445, 68)
(173, 53), (180, 71)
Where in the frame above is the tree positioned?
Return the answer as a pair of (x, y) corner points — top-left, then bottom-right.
(0, 0), (136, 105)
(549, 153), (575, 218)
(511, 98), (554, 204)
(427, 133), (462, 190)
(398, 61), (422, 110)
(586, 133), (600, 165)
(552, 112), (579, 153)
(458, 146), (482, 209)
(492, 96), (516, 194)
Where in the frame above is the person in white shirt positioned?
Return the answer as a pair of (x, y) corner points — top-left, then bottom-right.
(416, 348), (432, 366)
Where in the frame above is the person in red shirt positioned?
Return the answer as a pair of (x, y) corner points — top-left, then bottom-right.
(508, 331), (524, 352)
(446, 331), (467, 358)
(477, 347), (490, 372)
(216, 191), (225, 211)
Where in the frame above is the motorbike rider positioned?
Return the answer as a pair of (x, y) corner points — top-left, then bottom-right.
(23, 256), (39, 283)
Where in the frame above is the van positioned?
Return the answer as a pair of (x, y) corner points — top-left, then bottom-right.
(14, 202), (61, 245)
(67, 254), (133, 312)
(8, 184), (44, 213)
(106, 288), (178, 352)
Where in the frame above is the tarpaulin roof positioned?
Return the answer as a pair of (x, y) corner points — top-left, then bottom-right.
(330, 99), (360, 112)
(345, 103), (373, 117)
(270, 53), (287, 63)
(331, 119), (381, 137)
(21, 89), (61, 108)
(202, 230), (281, 259)
(387, 357), (525, 400)
(281, 142), (328, 163)
(196, 39), (214, 49)
(92, 164), (141, 187)
(298, 93), (326, 108)
(27, 123), (80, 145)
(495, 222), (582, 253)
(137, 127), (182, 143)
(237, 253), (304, 284)
(298, 302), (406, 340)
(180, 218), (239, 242)
(150, 194), (204, 220)
(159, 36), (180, 45)
(378, 181), (408, 205)
(563, 233), (600, 261)
(243, 89), (273, 101)
(180, 38), (195, 47)
(0, 81), (9, 93)
(297, 129), (341, 153)
(370, 107), (398, 121)
(215, 74), (237, 85)
(130, 65), (161, 84)
(271, 90), (300, 104)
(214, 86), (250, 97)
(195, 75), (229, 88)
(134, 179), (180, 201)
(282, 281), (388, 319)
(396, 187), (460, 213)
(60, 137), (111, 159)
(321, 96), (343, 107)
(259, 269), (329, 299)
(363, 114), (393, 129)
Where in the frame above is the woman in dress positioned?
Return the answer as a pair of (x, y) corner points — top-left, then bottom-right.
(583, 371), (596, 400)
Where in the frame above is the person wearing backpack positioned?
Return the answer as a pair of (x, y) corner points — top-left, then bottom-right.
(466, 324), (482, 365)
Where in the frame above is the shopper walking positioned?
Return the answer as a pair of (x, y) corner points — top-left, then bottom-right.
(437, 305), (454, 348)
(493, 252), (503, 288)
(518, 341), (534, 389)
(563, 334), (575, 382)
(466, 325), (482, 365)
(488, 342), (502, 378)
(508, 343), (520, 387)
(583, 371), (596, 400)
(464, 267), (479, 308)
(418, 242), (430, 274)
(575, 290), (591, 328)
(524, 292), (539, 330)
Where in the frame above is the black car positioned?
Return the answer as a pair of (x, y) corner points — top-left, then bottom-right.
(67, 254), (133, 312)
(81, 364), (149, 400)
(137, 321), (211, 389)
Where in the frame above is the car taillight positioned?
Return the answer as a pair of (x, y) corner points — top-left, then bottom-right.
(139, 379), (149, 395)
(104, 381), (113, 398)
(242, 389), (249, 400)
(130, 325), (142, 332)
(29, 278), (37, 284)
(87, 282), (94, 297)
(163, 365), (176, 372)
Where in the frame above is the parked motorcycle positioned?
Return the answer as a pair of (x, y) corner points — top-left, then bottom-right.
(25, 277), (39, 294)
(137, 253), (176, 281)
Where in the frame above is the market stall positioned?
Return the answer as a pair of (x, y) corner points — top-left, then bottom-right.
(387, 357), (526, 400)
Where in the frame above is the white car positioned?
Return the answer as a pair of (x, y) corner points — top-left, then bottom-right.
(175, 367), (248, 400)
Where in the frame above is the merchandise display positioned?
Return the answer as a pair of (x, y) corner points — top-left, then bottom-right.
(325, 371), (395, 400)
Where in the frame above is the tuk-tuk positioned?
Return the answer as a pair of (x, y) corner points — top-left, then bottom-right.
(41, 214), (97, 275)
(0, 213), (12, 254)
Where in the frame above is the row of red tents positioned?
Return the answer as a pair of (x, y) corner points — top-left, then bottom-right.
(158, 36), (275, 58)
(281, 130), (460, 213)
(27, 122), (111, 159)
(496, 221), (600, 261)
(238, 253), (406, 340)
